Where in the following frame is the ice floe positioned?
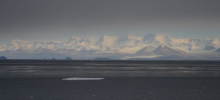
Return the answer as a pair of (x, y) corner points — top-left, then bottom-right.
(62, 77), (104, 80)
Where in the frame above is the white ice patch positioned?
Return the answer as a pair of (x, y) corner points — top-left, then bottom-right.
(121, 55), (163, 59)
(62, 77), (104, 81)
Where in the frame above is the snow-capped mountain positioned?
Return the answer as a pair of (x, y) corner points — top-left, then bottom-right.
(1, 33), (220, 59)
(142, 33), (172, 46)
(135, 46), (155, 55)
(215, 48), (220, 53)
(153, 45), (185, 55)
(204, 44), (216, 50)
(62, 36), (100, 51)
(0, 40), (63, 51)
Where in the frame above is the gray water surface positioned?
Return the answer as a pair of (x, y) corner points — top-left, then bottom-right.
(0, 78), (220, 100)
(0, 60), (220, 78)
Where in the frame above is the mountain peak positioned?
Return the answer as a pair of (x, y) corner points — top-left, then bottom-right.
(212, 38), (220, 45)
(153, 45), (185, 55)
(142, 33), (172, 44)
(215, 48), (220, 53)
(96, 35), (119, 47)
(136, 46), (156, 55)
(155, 35), (172, 43)
(119, 34), (142, 41)
(160, 44), (166, 48)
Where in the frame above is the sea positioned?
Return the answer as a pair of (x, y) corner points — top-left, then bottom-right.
(0, 60), (220, 100)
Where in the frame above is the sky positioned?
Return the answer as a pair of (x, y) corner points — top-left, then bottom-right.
(0, 0), (220, 45)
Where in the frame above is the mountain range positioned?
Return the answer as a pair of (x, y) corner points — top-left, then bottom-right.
(1, 33), (220, 59)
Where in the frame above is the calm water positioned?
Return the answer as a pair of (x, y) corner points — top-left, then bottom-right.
(0, 78), (220, 100)
(0, 60), (220, 100)
(0, 60), (220, 78)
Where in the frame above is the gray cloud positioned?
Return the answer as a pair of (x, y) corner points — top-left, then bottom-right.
(0, 0), (220, 44)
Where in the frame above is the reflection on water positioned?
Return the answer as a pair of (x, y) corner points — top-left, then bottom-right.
(0, 60), (220, 78)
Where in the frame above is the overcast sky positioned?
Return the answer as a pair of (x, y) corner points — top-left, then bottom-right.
(0, 0), (220, 45)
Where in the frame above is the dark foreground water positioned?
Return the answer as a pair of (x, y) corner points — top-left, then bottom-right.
(0, 78), (220, 100)
(0, 60), (220, 100)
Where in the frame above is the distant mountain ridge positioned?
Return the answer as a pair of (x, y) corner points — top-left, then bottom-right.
(0, 33), (220, 59)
